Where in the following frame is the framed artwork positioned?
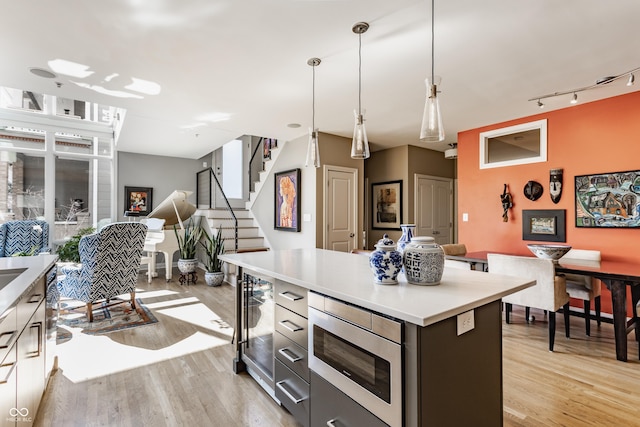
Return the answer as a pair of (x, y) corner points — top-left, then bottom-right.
(575, 170), (640, 228)
(124, 186), (152, 215)
(522, 209), (566, 242)
(372, 180), (402, 229)
(275, 168), (301, 232)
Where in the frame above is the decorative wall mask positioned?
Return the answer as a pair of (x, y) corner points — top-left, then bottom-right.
(549, 168), (563, 204)
(500, 184), (513, 222)
(523, 180), (543, 201)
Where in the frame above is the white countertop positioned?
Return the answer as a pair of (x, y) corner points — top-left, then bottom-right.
(220, 248), (534, 327)
(0, 255), (58, 315)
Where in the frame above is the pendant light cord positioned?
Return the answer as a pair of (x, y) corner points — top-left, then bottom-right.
(312, 64), (316, 130)
(358, 32), (362, 116)
(431, 0), (435, 85)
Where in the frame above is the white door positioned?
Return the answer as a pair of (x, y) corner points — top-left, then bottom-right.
(414, 174), (452, 245)
(324, 165), (358, 252)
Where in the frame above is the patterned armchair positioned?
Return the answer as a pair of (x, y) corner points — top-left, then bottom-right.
(57, 222), (147, 322)
(0, 219), (49, 257)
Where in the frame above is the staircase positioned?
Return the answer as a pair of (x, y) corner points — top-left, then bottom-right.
(198, 207), (267, 253)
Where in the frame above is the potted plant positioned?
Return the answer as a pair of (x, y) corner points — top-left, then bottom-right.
(56, 226), (96, 263)
(174, 218), (203, 274)
(200, 227), (225, 286)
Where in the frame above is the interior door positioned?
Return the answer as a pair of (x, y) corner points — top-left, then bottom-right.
(415, 174), (452, 245)
(324, 166), (358, 252)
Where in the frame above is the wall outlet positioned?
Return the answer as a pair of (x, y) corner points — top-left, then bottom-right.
(462, 213), (469, 222)
(457, 310), (475, 336)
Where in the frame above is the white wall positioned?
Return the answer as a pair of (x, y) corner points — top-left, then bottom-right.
(251, 134), (317, 250)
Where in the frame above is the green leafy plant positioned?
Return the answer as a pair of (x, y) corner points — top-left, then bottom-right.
(174, 218), (202, 260)
(11, 245), (39, 257)
(200, 227), (225, 273)
(56, 227), (95, 263)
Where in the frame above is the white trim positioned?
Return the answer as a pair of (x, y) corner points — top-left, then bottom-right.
(479, 119), (547, 169)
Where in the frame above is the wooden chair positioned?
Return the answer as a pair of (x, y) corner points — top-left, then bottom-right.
(488, 253), (570, 351)
(560, 249), (601, 336)
(441, 243), (467, 256)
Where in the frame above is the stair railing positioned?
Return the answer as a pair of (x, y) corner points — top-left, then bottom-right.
(196, 167), (238, 252)
(248, 137), (265, 195)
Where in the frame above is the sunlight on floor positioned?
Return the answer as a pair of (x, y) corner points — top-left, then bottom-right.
(56, 289), (233, 383)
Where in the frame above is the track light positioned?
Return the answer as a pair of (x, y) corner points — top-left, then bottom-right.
(528, 66), (640, 107)
(570, 93), (578, 104)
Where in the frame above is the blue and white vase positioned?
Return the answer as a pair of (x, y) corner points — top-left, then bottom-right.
(402, 236), (444, 285)
(369, 234), (403, 284)
(397, 224), (416, 254)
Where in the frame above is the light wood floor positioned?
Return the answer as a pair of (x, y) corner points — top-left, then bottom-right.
(35, 271), (640, 427)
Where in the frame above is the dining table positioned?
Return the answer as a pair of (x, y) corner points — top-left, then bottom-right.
(446, 250), (640, 362)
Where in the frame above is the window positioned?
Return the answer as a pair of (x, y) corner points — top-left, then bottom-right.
(479, 119), (547, 169)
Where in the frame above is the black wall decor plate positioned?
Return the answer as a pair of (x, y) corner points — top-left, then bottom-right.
(523, 180), (543, 201)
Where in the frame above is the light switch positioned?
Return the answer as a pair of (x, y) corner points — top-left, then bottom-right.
(462, 213), (469, 222)
(303, 213), (311, 222)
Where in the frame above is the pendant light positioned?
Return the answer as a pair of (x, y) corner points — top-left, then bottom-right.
(419, 0), (445, 142)
(351, 22), (370, 159)
(306, 57), (321, 168)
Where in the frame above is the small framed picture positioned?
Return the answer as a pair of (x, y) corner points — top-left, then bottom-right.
(372, 180), (402, 230)
(522, 209), (566, 242)
(124, 186), (153, 215)
(274, 169), (301, 232)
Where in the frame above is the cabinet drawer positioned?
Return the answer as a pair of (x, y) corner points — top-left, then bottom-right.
(274, 280), (308, 318)
(275, 331), (309, 382)
(16, 275), (45, 334)
(275, 359), (309, 427)
(0, 305), (18, 364)
(310, 370), (388, 427)
(275, 305), (308, 350)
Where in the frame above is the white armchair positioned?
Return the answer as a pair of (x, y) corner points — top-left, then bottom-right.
(560, 249), (601, 336)
(488, 253), (570, 351)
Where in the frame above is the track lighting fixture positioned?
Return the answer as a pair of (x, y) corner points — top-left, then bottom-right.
(528, 66), (640, 107)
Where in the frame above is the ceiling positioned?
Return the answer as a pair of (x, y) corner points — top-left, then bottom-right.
(2, 0), (639, 159)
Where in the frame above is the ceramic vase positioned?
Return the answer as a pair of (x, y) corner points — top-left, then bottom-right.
(177, 258), (197, 274)
(397, 224), (415, 254)
(205, 271), (224, 287)
(369, 234), (403, 284)
(402, 236), (444, 285)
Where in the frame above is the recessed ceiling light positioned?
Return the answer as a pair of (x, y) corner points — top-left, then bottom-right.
(287, 123), (301, 128)
(29, 67), (57, 79)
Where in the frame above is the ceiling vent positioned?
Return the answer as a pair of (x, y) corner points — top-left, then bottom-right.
(444, 143), (458, 159)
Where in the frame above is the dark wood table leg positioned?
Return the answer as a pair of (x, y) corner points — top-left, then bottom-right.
(604, 279), (628, 362)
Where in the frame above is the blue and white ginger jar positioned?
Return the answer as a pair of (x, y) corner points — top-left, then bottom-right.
(397, 224), (415, 254)
(369, 234), (403, 284)
(403, 236), (444, 285)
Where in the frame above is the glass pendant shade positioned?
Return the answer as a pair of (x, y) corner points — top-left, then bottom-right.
(306, 128), (320, 168)
(420, 76), (444, 142)
(351, 111), (370, 159)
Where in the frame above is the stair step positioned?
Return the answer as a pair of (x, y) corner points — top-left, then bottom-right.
(224, 236), (265, 249)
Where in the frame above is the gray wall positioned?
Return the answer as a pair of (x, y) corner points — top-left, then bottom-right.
(117, 152), (202, 221)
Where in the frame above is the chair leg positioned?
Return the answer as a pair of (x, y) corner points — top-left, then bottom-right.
(130, 291), (136, 310)
(549, 311), (556, 351)
(584, 300), (591, 336)
(505, 303), (512, 324)
(525, 306), (531, 323)
(595, 296), (601, 327)
(563, 303), (570, 338)
(87, 302), (93, 323)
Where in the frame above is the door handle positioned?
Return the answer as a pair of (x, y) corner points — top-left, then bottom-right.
(349, 233), (355, 238)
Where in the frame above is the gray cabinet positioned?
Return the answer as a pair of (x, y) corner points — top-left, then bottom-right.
(274, 280), (309, 427)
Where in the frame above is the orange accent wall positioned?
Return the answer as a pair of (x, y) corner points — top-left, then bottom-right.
(457, 91), (640, 315)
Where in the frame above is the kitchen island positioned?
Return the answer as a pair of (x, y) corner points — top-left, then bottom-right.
(221, 248), (534, 427)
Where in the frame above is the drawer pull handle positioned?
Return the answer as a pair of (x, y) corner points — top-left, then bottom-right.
(279, 320), (303, 333)
(0, 362), (17, 384)
(0, 331), (17, 349)
(278, 347), (303, 363)
(276, 380), (306, 404)
(28, 293), (43, 304)
(327, 419), (340, 427)
(279, 291), (303, 302)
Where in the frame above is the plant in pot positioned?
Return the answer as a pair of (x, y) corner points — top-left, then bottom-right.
(56, 226), (96, 263)
(200, 227), (225, 287)
(174, 218), (203, 275)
